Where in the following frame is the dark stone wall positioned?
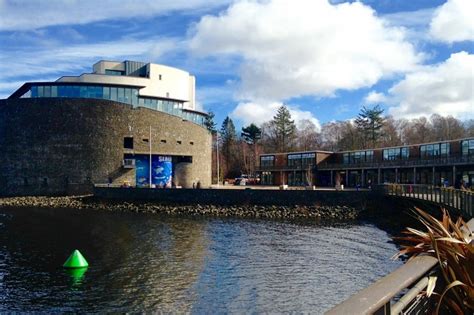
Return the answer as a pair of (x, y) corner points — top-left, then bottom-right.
(93, 186), (373, 207)
(0, 98), (211, 196)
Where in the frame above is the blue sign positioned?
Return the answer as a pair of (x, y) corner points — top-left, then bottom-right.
(152, 156), (172, 187)
(134, 155), (172, 187)
(135, 155), (150, 187)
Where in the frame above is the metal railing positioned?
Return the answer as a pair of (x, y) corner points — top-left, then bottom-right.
(327, 218), (474, 315)
(256, 164), (316, 171)
(377, 184), (473, 219)
(318, 154), (474, 170)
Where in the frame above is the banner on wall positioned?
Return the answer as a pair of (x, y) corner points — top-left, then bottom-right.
(135, 155), (172, 187)
(152, 155), (172, 187)
(135, 155), (150, 187)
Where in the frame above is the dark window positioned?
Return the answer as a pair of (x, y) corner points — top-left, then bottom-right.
(124, 137), (133, 149)
(142, 138), (149, 143)
(260, 155), (274, 167)
(159, 74), (162, 80)
(177, 140), (182, 144)
(161, 139), (167, 143)
(105, 69), (124, 76)
(190, 141), (194, 145)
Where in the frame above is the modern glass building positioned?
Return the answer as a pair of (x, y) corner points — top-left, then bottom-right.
(9, 60), (208, 126)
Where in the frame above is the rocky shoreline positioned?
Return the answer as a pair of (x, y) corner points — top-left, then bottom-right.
(0, 195), (363, 221)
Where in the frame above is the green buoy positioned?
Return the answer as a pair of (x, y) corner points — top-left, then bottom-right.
(63, 250), (89, 269)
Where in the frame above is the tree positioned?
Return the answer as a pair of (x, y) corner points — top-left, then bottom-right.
(296, 119), (322, 151)
(355, 105), (385, 148)
(241, 123), (262, 145)
(204, 111), (217, 133)
(220, 117), (240, 178)
(241, 123), (262, 177)
(401, 117), (432, 144)
(380, 116), (403, 147)
(429, 114), (465, 141)
(271, 105), (297, 152)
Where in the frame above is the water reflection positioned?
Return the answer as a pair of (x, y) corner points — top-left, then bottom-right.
(0, 207), (403, 313)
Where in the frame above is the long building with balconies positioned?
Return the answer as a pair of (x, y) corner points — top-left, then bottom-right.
(256, 138), (474, 188)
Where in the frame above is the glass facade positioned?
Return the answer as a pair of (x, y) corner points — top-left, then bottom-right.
(462, 139), (474, 156)
(260, 156), (274, 167)
(342, 150), (374, 164)
(420, 142), (450, 158)
(26, 84), (206, 126)
(383, 147), (409, 161)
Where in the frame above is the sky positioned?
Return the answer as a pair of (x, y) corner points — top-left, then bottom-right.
(0, 0), (473, 130)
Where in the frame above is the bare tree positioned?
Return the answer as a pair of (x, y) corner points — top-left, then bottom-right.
(296, 119), (322, 151)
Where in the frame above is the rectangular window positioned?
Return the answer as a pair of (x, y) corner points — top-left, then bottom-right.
(103, 87), (110, 100)
(51, 86), (57, 97)
(123, 137), (133, 149)
(440, 143), (450, 156)
(462, 139), (474, 156)
(117, 88), (125, 102)
(43, 86), (51, 97)
(366, 150), (374, 162)
(31, 86), (38, 97)
(401, 147), (409, 159)
(125, 88), (132, 104)
(383, 148), (401, 160)
(110, 87), (118, 101)
(288, 154), (302, 167)
(105, 69), (124, 76)
(38, 86), (44, 97)
(260, 155), (275, 167)
(343, 153), (349, 164)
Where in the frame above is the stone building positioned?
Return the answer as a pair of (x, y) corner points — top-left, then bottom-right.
(0, 61), (212, 195)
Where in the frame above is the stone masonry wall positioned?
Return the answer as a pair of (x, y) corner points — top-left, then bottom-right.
(0, 98), (211, 196)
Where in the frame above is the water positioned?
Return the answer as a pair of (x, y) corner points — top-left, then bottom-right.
(0, 207), (403, 313)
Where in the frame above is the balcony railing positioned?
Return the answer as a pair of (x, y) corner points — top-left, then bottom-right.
(256, 164), (316, 171)
(318, 154), (474, 170)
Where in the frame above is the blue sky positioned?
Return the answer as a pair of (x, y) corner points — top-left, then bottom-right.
(0, 0), (473, 130)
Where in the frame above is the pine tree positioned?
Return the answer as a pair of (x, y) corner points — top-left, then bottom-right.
(355, 105), (385, 148)
(220, 117), (239, 178)
(204, 111), (217, 133)
(241, 123), (262, 177)
(272, 106), (297, 152)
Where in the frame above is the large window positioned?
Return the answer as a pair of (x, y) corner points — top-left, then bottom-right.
(288, 154), (302, 167)
(420, 142), (450, 158)
(260, 156), (274, 167)
(383, 148), (401, 160)
(105, 69), (124, 76)
(301, 153), (315, 167)
(462, 139), (474, 156)
(342, 150), (375, 164)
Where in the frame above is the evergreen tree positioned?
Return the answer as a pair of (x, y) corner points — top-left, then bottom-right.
(355, 105), (385, 148)
(241, 123), (262, 145)
(241, 123), (262, 177)
(220, 117), (239, 178)
(271, 106), (297, 152)
(204, 111), (217, 133)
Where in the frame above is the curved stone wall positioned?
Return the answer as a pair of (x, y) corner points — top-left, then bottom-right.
(0, 98), (211, 195)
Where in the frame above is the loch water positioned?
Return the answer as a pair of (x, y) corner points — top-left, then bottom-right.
(0, 207), (402, 314)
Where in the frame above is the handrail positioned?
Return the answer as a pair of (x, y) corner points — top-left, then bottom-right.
(326, 218), (474, 315)
(378, 184), (473, 219)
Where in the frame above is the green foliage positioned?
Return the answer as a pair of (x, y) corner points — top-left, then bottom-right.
(241, 123), (262, 145)
(271, 105), (297, 152)
(355, 105), (385, 148)
(204, 111), (217, 133)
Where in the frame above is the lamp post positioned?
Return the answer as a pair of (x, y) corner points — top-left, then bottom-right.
(149, 125), (152, 187)
(216, 132), (220, 186)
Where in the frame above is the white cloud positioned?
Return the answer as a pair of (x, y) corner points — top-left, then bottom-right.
(388, 52), (474, 119)
(429, 0), (474, 43)
(190, 0), (423, 101)
(0, 0), (233, 31)
(0, 37), (181, 80)
(231, 101), (321, 130)
(364, 91), (387, 104)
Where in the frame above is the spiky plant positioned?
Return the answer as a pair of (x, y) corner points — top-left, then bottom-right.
(394, 208), (474, 314)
